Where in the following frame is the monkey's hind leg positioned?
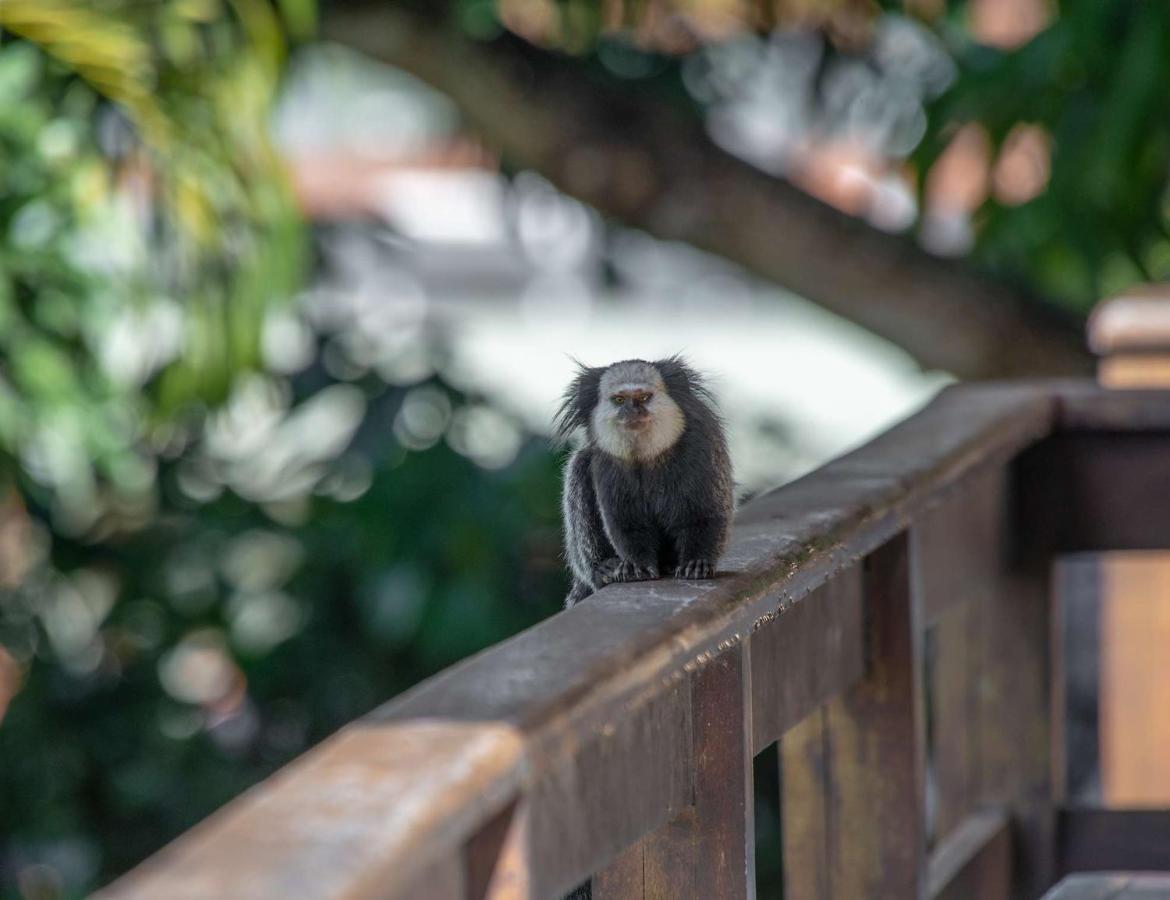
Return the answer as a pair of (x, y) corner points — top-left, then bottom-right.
(563, 450), (619, 606)
(564, 579), (593, 608)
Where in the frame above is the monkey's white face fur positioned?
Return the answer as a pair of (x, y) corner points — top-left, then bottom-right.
(591, 362), (685, 462)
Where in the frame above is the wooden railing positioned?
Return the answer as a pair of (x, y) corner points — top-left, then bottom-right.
(97, 381), (1170, 900)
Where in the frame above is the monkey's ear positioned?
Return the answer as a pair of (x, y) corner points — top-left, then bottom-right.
(656, 355), (715, 404)
(553, 360), (603, 443)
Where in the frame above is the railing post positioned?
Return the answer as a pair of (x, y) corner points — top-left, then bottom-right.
(1085, 286), (1170, 807)
(913, 467), (1007, 847)
(1088, 284), (1170, 387)
(931, 602), (979, 839)
(782, 532), (927, 899)
(594, 640), (755, 899)
(692, 641), (755, 898)
(465, 800), (532, 899)
(976, 451), (1059, 899)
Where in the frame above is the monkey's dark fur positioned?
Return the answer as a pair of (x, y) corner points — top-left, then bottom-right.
(555, 356), (733, 608)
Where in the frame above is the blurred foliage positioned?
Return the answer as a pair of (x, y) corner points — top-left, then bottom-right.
(1, 341), (568, 893)
(0, 15), (570, 889)
(914, 0), (1170, 307)
(0, 1), (306, 534)
(439, 0), (1170, 310)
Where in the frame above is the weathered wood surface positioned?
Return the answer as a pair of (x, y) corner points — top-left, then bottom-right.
(927, 809), (1012, 900)
(93, 721), (526, 900)
(978, 446), (1058, 900)
(1022, 432), (1170, 553)
(781, 707), (832, 900)
(781, 534), (927, 900)
(1089, 287), (1170, 388)
(1042, 872), (1170, 900)
(1052, 382), (1170, 431)
(750, 568), (864, 753)
(1057, 556), (1102, 804)
(930, 602), (980, 843)
(592, 810), (699, 900)
(100, 381), (1170, 900)
(1096, 555), (1170, 806)
(594, 642), (757, 899)
(1058, 808), (1170, 874)
(1087, 285), (1170, 353)
(914, 467), (1008, 853)
(914, 466), (1006, 627)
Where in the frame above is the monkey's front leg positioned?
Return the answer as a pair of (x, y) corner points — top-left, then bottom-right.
(605, 558), (659, 582)
(673, 517), (726, 580)
(603, 521), (660, 582)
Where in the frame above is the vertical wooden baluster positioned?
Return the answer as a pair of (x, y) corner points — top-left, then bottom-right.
(912, 470), (1002, 848)
(532, 669), (692, 899)
(782, 533), (926, 899)
(593, 841), (644, 898)
(594, 640), (755, 899)
(977, 559), (1056, 899)
(692, 640), (755, 898)
(464, 800), (532, 900)
(932, 602), (979, 844)
(979, 453), (1058, 899)
(781, 707), (831, 900)
(1057, 554), (1101, 807)
(640, 808), (700, 897)
(395, 856), (466, 900)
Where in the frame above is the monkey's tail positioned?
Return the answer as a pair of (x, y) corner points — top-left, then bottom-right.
(564, 579), (593, 608)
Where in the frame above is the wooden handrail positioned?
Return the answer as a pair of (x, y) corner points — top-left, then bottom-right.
(97, 382), (1170, 900)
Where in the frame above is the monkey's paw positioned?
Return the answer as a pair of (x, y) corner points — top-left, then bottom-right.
(607, 560), (659, 583)
(593, 558), (623, 585)
(674, 559), (714, 580)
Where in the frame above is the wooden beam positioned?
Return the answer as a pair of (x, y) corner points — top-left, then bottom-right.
(91, 722), (525, 900)
(781, 708), (832, 900)
(1059, 807), (1170, 873)
(595, 642), (756, 899)
(1054, 382), (1170, 431)
(781, 534), (927, 899)
(930, 603), (981, 842)
(466, 800), (532, 899)
(977, 447), (1059, 899)
(927, 809), (1012, 900)
(692, 642), (756, 898)
(750, 568), (864, 753)
(1056, 556), (1102, 804)
(914, 467), (1007, 627)
(1020, 433), (1170, 553)
(524, 666), (692, 897)
(1042, 873), (1170, 899)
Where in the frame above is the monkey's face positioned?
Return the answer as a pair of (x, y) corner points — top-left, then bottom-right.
(591, 362), (685, 462)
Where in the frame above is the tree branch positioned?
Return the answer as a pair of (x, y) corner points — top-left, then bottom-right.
(323, 6), (1093, 379)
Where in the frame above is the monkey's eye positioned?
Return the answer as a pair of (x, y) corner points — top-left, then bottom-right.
(638, 393), (653, 404)
(611, 396), (625, 406)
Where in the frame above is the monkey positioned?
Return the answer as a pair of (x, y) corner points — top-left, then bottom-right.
(555, 356), (734, 608)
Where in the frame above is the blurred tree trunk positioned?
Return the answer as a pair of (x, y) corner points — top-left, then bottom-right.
(323, 6), (1092, 380)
